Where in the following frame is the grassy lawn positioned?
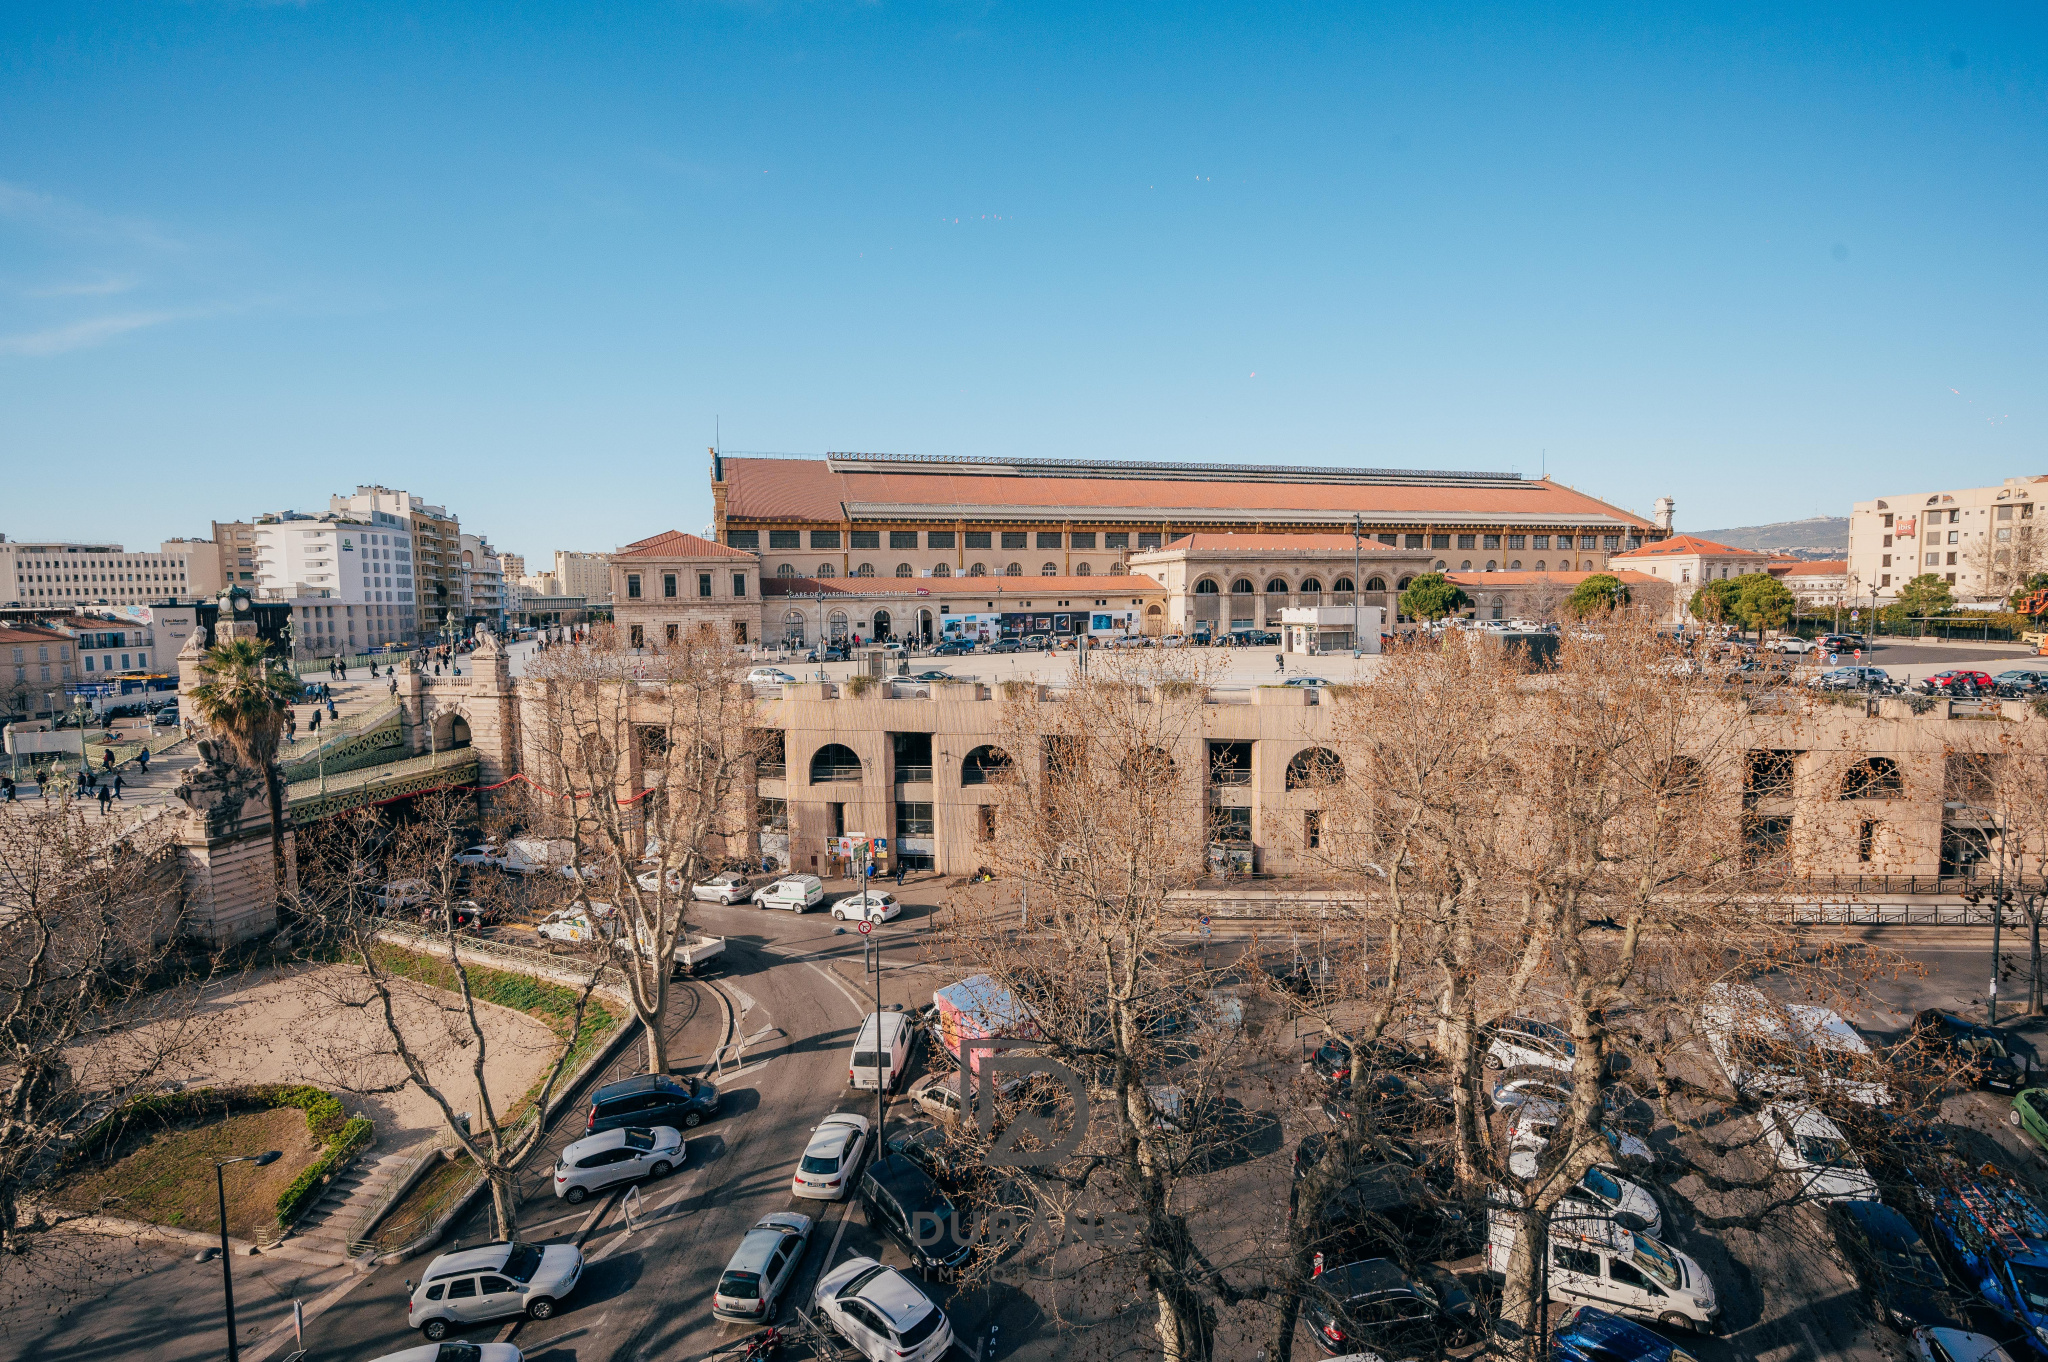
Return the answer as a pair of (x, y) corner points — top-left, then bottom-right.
(53, 1107), (324, 1240)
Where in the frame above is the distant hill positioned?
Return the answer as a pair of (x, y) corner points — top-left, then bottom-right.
(1691, 516), (1849, 554)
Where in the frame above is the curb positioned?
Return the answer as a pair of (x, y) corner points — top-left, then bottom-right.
(39, 1207), (351, 1269)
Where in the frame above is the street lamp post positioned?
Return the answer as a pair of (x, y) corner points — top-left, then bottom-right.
(215, 1149), (282, 1362)
(1351, 513), (1364, 658)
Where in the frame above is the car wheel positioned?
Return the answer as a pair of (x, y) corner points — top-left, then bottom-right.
(684, 1111), (704, 1128)
(650, 1159), (673, 1178)
(2012, 1109), (2024, 1127)
(421, 1319), (450, 1341)
(1482, 1051), (1504, 1071)
(1658, 1312), (1694, 1333)
(832, 911), (845, 921)
(564, 1185), (588, 1204)
(528, 1297), (557, 1321)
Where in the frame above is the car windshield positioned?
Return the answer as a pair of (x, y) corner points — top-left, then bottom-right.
(502, 1241), (543, 1282)
(838, 1265), (887, 1298)
(1960, 1034), (2009, 1060)
(1579, 1166), (1624, 1205)
(898, 1306), (943, 1347)
(2010, 1262), (2048, 1311)
(1796, 1134), (1858, 1168)
(1876, 1244), (1944, 1287)
(800, 1153), (842, 1175)
(622, 1128), (654, 1151)
(1631, 1234), (1683, 1290)
(718, 1270), (761, 1299)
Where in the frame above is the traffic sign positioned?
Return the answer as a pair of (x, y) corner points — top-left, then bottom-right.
(857, 919), (873, 935)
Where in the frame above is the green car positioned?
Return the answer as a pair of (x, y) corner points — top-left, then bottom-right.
(2010, 1088), (2048, 1146)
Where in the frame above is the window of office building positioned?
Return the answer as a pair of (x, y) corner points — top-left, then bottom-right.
(663, 573), (677, 598)
(1457, 535), (1475, 550)
(1037, 532), (1062, 549)
(1069, 531), (1096, 549)
(965, 530), (992, 549)
(768, 529), (801, 549)
(890, 530), (919, 549)
(1103, 531), (1128, 549)
(811, 529), (840, 549)
(626, 574), (642, 599)
(928, 530), (956, 550)
(850, 529), (881, 550)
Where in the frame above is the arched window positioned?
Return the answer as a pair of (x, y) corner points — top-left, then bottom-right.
(896, 564), (914, 577)
(871, 609), (891, 638)
(1041, 563), (1058, 576)
(1286, 747), (1345, 790)
(1397, 576), (1415, 590)
(968, 563), (987, 577)
(1075, 563), (1092, 576)
(1005, 564), (1023, 577)
(961, 744), (1012, 785)
(817, 563), (837, 578)
(1361, 577), (1383, 592)
(932, 563), (952, 577)
(782, 609), (807, 643)
(1231, 578), (1255, 594)
(810, 743), (863, 783)
(776, 563), (797, 577)
(1841, 758), (1904, 801)
(853, 562), (875, 578)
(1533, 560), (1546, 571)
(1484, 561), (1496, 571)
(1265, 579), (1289, 594)
(1433, 561), (1447, 571)
(828, 609), (849, 638)
(1459, 560), (1472, 570)
(1300, 577), (1323, 594)
(1509, 560), (1521, 570)
(1194, 579), (1221, 595)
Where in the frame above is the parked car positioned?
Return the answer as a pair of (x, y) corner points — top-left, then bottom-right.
(585, 1073), (719, 1134)
(373, 879), (432, 911)
(535, 905), (617, 946)
(793, 1112), (872, 1201)
(1491, 1073), (1649, 1128)
(552, 1125), (684, 1203)
(1756, 1101), (1877, 1202)
(751, 875), (826, 912)
(832, 891), (902, 924)
(1321, 1073), (1449, 1129)
(423, 899), (494, 931)
(1282, 676), (1330, 688)
(908, 670), (953, 682)
(712, 1211), (814, 1323)
(1481, 1017), (1576, 1072)
(452, 842), (513, 871)
(369, 1344), (523, 1362)
(905, 1071), (1021, 1128)
(806, 645), (849, 663)
(1994, 671), (2048, 697)
(859, 1152), (975, 1275)
(986, 639), (1022, 654)
(1551, 1305), (1702, 1362)
(1910, 1010), (2026, 1093)
(1506, 1099), (1652, 1166)
(405, 1240), (583, 1340)
(881, 1121), (976, 1196)
(691, 871), (757, 905)
(1825, 1199), (1960, 1332)
(2009, 1087), (2048, 1147)
(1485, 1209), (1720, 1331)
(633, 867), (686, 895)
(813, 1258), (954, 1361)
(746, 667), (796, 686)
(1926, 670), (1998, 694)
(931, 640), (975, 656)
(1300, 1256), (1478, 1356)
(1308, 1036), (1431, 1088)
(1909, 1327), (2024, 1362)
(1771, 636), (1818, 654)
(849, 1011), (917, 1092)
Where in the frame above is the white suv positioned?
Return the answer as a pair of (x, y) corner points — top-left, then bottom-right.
(813, 1258), (954, 1362)
(406, 1240), (583, 1340)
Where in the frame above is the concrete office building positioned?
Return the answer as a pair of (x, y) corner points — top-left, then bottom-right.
(552, 550), (612, 607)
(0, 536), (211, 609)
(1849, 476), (2047, 605)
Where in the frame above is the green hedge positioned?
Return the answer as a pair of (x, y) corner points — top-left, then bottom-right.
(65, 1082), (374, 1232)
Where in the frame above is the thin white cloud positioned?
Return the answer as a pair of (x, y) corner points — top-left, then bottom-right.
(25, 273), (139, 298)
(0, 312), (179, 356)
(0, 180), (181, 251)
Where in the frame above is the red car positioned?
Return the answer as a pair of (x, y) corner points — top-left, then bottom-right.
(1927, 669), (1995, 692)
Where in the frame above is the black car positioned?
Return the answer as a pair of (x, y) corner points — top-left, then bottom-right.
(1996, 671), (2048, 697)
(1812, 666), (1892, 693)
(1309, 1038), (1432, 1088)
(858, 1153), (973, 1275)
(806, 645), (848, 663)
(987, 639), (1022, 654)
(932, 640), (975, 656)
(881, 1120), (978, 1196)
(1910, 1010), (2026, 1093)
(1825, 1199), (1961, 1332)
(1321, 1074), (1450, 1131)
(1301, 1257), (1477, 1356)
(586, 1073), (720, 1134)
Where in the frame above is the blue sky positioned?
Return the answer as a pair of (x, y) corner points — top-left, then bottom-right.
(2, 2), (2043, 562)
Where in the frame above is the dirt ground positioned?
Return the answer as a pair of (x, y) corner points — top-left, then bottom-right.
(99, 962), (565, 1147)
(51, 1107), (321, 1240)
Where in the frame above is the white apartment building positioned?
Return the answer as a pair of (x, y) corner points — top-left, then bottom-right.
(0, 536), (210, 609)
(328, 486), (462, 636)
(459, 533), (507, 630)
(252, 511), (418, 653)
(1849, 476), (2046, 604)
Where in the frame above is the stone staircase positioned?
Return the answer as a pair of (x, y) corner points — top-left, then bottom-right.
(286, 1149), (411, 1259)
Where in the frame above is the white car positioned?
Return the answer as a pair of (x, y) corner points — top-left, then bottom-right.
(1912, 1327), (2021, 1362)
(752, 874), (826, 912)
(552, 1125), (685, 1204)
(792, 1112), (871, 1200)
(452, 842), (510, 871)
(634, 867), (686, 895)
(746, 667), (796, 686)
(1491, 1163), (1663, 1238)
(1755, 1101), (1877, 1202)
(813, 1257), (954, 1362)
(535, 905), (617, 945)
(832, 891), (902, 924)
(1507, 1099), (1652, 1165)
(713, 1211), (814, 1323)
(370, 1344), (523, 1362)
(373, 879), (431, 911)
(692, 871), (757, 905)
(1771, 637), (1818, 654)
(1482, 1017), (1576, 1073)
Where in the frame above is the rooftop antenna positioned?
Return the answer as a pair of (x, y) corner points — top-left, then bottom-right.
(715, 415), (720, 454)
(1541, 447), (1547, 479)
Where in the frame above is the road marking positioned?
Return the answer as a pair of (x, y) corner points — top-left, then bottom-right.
(825, 1196), (855, 1267)
(804, 958), (868, 1016)
(726, 983), (759, 1015)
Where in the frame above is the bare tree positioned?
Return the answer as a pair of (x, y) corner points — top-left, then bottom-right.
(518, 633), (762, 1074)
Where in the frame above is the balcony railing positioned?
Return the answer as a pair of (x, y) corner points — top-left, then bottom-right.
(894, 765), (934, 783)
(756, 761), (787, 779)
(1210, 769), (1252, 787)
(811, 765), (864, 783)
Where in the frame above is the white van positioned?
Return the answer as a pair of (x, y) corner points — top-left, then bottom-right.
(1486, 1207), (1719, 1332)
(849, 1011), (917, 1091)
(752, 875), (826, 912)
(1700, 984), (1890, 1107)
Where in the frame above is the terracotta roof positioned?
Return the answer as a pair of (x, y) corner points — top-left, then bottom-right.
(1444, 570), (1665, 588)
(1779, 560), (1847, 575)
(722, 458), (1653, 528)
(614, 530), (756, 560)
(0, 624), (71, 645)
(761, 574), (1165, 599)
(1610, 534), (1766, 560)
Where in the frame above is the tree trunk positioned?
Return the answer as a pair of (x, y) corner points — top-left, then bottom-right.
(263, 764), (288, 907)
(641, 965), (671, 1074)
(2030, 906), (2043, 1016)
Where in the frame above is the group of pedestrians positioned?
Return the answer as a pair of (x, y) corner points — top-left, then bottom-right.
(2, 756), (130, 814)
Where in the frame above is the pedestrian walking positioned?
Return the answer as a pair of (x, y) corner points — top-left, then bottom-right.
(102, 748), (115, 771)
(389, 677), (399, 696)
(327, 697), (337, 719)
(112, 773), (123, 800)
(137, 747), (149, 775)
(338, 663), (347, 682)
(2, 776), (14, 802)
(97, 783), (112, 816)
(309, 709), (322, 736)
(286, 714), (298, 744)
(895, 862), (907, 888)
(1275, 652), (1285, 674)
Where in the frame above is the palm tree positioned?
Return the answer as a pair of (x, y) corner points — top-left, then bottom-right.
(186, 637), (299, 900)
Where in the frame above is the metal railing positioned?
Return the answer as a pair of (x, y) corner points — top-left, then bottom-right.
(1209, 768), (1252, 786)
(809, 765), (864, 783)
(893, 765), (934, 783)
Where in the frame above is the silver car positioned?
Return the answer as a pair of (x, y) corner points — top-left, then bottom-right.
(712, 1211), (814, 1322)
(791, 1112), (870, 1200)
(406, 1240), (583, 1339)
(552, 1125), (684, 1204)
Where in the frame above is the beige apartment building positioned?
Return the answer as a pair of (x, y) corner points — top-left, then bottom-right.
(1849, 476), (2046, 605)
(553, 551), (612, 607)
(610, 531), (759, 649)
(328, 486), (463, 638)
(710, 451), (1668, 583)
(212, 520), (258, 588)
